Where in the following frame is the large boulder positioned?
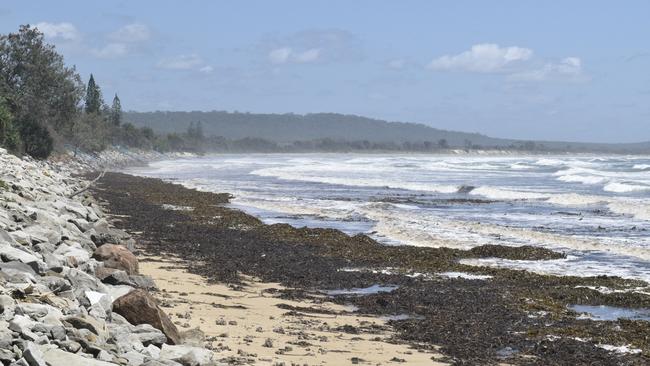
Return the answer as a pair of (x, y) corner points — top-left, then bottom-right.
(92, 244), (138, 275)
(113, 289), (181, 345)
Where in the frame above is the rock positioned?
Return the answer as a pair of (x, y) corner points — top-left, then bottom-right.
(9, 315), (38, 341)
(134, 324), (168, 346)
(180, 328), (204, 347)
(92, 244), (138, 275)
(40, 346), (116, 366)
(0, 245), (45, 274)
(159, 344), (214, 366)
(15, 303), (63, 326)
(0, 348), (14, 364)
(128, 275), (157, 290)
(65, 268), (110, 307)
(113, 289), (181, 345)
(62, 315), (108, 339)
(50, 326), (66, 341)
(22, 342), (46, 366)
(0, 294), (17, 319)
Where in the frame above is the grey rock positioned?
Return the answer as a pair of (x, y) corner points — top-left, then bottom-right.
(129, 275), (157, 290)
(0, 348), (15, 364)
(9, 315), (38, 341)
(134, 324), (167, 346)
(0, 294), (17, 318)
(0, 245), (45, 274)
(50, 326), (66, 341)
(22, 342), (46, 366)
(159, 345), (214, 366)
(41, 346), (116, 366)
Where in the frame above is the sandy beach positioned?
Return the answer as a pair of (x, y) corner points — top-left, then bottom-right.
(140, 255), (447, 365)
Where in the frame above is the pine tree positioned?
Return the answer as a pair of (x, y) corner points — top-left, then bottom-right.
(110, 94), (122, 126)
(84, 74), (103, 114)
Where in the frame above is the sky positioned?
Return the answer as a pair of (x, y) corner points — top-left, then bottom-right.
(1, 1), (648, 143)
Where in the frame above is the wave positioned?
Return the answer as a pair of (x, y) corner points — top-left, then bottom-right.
(632, 164), (650, 170)
(469, 186), (549, 200)
(604, 182), (650, 193)
(252, 167), (459, 193)
(556, 174), (607, 185)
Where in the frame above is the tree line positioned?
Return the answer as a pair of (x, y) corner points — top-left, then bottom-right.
(0, 25), (209, 159)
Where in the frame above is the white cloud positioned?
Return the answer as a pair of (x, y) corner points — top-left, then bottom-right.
(268, 47), (321, 64)
(158, 54), (203, 70)
(34, 22), (80, 41)
(509, 57), (585, 82)
(294, 48), (321, 63)
(109, 23), (150, 43)
(269, 47), (292, 64)
(428, 43), (533, 73)
(199, 65), (214, 74)
(91, 43), (127, 59)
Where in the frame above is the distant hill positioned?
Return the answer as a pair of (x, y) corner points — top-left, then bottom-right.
(125, 111), (650, 153)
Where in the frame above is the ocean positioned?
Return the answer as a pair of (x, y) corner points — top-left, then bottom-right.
(126, 154), (650, 283)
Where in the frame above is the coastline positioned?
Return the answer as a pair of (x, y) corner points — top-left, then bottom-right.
(1, 147), (648, 365)
(90, 171), (650, 364)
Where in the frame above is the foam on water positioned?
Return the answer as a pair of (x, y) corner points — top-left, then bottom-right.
(127, 153), (650, 283)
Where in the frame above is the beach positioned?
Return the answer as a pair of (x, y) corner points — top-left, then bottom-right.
(89, 171), (650, 364)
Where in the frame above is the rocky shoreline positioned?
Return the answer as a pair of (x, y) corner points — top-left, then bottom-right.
(88, 171), (650, 365)
(0, 149), (218, 366)
(2, 149), (649, 365)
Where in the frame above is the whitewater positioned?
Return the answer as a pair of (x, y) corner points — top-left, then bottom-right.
(127, 154), (650, 282)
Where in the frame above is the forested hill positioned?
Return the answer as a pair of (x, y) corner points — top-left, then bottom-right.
(124, 111), (508, 147)
(124, 111), (650, 153)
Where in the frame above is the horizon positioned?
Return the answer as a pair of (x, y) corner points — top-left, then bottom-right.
(1, 1), (649, 143)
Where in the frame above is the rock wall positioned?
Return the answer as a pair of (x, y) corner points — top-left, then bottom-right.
(0, 148), (216, 366)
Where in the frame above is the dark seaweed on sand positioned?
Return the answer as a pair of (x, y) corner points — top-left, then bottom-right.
(90, 172), (650, 365)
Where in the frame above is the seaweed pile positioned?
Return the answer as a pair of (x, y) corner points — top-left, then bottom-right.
(91, 172), (650, 365)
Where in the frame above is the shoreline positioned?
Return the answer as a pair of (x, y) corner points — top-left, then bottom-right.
(90, 171), (650, 364)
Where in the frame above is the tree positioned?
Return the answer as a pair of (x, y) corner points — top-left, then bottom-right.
(438, 138), (449, 149)
(0, 25), (83, 158)
(0, 98), (20, 151)
(110, 94), (122, 126)
(84, 74), (103, 114)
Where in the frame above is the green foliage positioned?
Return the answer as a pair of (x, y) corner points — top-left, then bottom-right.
(70, 113), (110, 153)
(110, 94), (122, 126)
(84, 74), (103, 114)
(19, 116), (53, 158)
(0, 98), (20, 151)
(0, 25), (83, 158)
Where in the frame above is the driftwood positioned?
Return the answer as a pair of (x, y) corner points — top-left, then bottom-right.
(68, 168), (106, 198)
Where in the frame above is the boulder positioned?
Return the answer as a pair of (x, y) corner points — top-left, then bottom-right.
(92, 244), (138, 275)
(0, 245), (45, 273)
(159, 344), (214, 366)
(40, 345), (115, 366)
(22, 342), (46, 366)
(113, 289), (181, 345)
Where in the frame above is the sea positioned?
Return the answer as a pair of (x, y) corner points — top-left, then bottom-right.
(126, 154), (650, 283)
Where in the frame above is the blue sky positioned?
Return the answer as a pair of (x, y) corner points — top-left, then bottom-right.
(1, 1), (648, 142)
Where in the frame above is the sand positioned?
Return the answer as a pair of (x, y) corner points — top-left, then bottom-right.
(140, 254), (448, 365)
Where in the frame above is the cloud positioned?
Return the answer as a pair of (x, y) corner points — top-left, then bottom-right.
(34, 22), (80, 41)
(91, 43), (127, 59)
(428, 43), (532, 73)
(268, 47), (321, 64)
(158, 54), (203, 70)
(269, 47), (292, 64)
(199, 65), (214, 74)
(509, 57), (585, 82)
(263, 29), (362, 65)
(109, 23), (150, 43)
